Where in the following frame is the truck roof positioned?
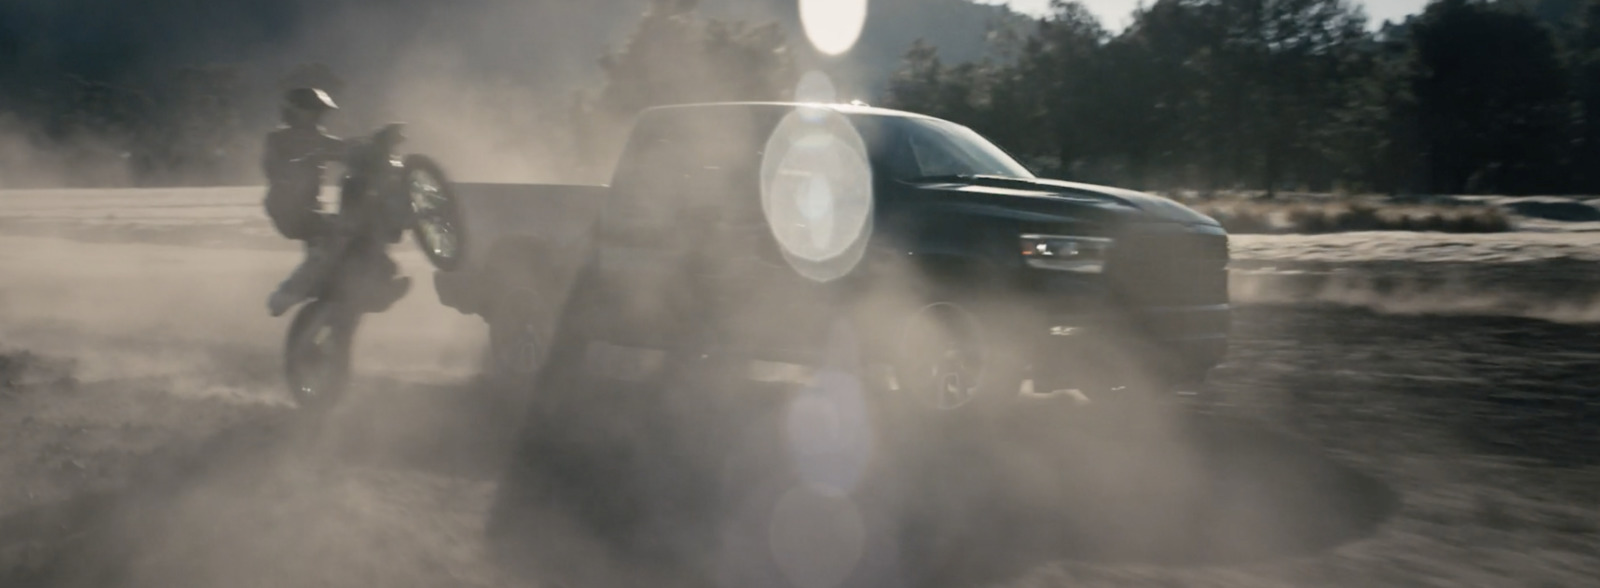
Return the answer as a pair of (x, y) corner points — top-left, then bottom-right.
(637, 101), (937, 121)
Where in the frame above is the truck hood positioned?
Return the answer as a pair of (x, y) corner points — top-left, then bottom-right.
(907, 175), (1221, 227)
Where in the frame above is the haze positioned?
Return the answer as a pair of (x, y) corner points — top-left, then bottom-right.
(998, 0), (1430, 28)
(2, 1), (1599, 587)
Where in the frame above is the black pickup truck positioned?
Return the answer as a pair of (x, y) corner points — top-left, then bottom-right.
(435, 101), (1229, 413)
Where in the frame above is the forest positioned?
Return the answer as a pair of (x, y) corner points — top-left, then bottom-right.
(2, 0), (1598, 196)
(886, 0), (1600, 196)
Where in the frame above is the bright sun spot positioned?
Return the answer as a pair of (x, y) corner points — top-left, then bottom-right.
(760, 106), (874, 282)
(794, 70), (839, 103)
(800, 0), (868, 56)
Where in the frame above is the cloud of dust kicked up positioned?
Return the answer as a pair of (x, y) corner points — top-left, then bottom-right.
(1, 2), (1398, 587)
(1232, 262), (1600, 324)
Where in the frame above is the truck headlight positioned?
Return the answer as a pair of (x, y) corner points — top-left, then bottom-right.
(1019, 234), (1113, 273)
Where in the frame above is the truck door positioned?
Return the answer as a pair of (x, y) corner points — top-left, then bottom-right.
(590, 123), (698, 344)
(676, 140), (815, 352)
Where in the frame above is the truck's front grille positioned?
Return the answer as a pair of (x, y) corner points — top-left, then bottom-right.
(1105, 228), (1230, 307)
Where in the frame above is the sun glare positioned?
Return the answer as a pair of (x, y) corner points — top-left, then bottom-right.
(794, 70), (839, 104)
(760, 106), (874, 282)
(799, 0), (868, 56)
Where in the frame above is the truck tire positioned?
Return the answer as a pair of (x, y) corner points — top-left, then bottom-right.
(487, 280), (548, 379)
(488, 269), (697, 583)
(857, 287), (1028, 435)
(484, 293), (615, 584)
(479, 241), (566, 381)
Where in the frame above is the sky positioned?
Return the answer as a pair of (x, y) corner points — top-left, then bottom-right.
(996, 0), (1432, 31)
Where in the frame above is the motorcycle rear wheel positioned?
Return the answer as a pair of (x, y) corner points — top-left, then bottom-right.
(285, 299), (358, 410)
(403, 154), (468, 272)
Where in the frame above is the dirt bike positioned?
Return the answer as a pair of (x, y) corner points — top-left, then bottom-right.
(282, 123), (468, 410)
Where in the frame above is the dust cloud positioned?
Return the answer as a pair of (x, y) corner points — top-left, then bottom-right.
(1, 190), (1384, 582)
(0, 2), (1401, 588)
(1232, 264), (1600, 324)
(0, 115), (137, 190)
(0, 1), (583, 566)
(481, 264), (1389, 587)
(0, 226), (508, 586)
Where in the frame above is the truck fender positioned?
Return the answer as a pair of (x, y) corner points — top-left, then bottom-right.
(479, 236), (574, 307)
(869, 246), (1002, 294)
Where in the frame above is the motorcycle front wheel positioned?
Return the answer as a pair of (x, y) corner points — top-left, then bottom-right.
(403, 154), (468, 272)
(285, 299), (358, 410)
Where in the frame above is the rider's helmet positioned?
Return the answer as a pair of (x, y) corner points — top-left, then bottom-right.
(283, 87), (338, 112)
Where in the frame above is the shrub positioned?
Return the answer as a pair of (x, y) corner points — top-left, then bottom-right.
(1188, 199), (1514, 234)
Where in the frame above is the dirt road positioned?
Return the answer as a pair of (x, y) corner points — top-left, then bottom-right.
(1, 189), (1597, 587)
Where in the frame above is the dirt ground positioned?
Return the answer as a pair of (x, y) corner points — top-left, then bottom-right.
(0, 188), (1596, 587)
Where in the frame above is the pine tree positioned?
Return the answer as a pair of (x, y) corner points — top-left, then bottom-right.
(1410, 0), (1574, 194)
(578, 0), (798, 171)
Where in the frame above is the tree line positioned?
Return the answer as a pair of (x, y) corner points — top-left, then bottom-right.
(0, 0), (1016, 188)
(7, 0), (1599, 196)
(0, 63), (346, 188)
(885, 0), (1600, 196)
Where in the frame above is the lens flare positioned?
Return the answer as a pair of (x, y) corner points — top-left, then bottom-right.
(794, 70), (839, 104)
(768, 486), (867, 588)
(785, 320), (874, 494)
(760, 106), (873, 282)
(800, 0), (868, 56)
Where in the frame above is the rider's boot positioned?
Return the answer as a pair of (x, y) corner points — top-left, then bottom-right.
(266, 287), (301, 318)
(267, 239), (334, 317)
(369, 275), (412, 312)
(383, 274), (413, 304)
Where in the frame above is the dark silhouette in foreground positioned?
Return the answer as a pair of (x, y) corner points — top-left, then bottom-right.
(482, 357), (1398, 587)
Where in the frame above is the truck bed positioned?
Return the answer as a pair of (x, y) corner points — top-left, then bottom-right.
(433, 182), (606, 315)
(450, 182), (606, 270)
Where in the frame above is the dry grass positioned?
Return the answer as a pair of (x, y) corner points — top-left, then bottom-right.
(1189, 200), (1515, 235)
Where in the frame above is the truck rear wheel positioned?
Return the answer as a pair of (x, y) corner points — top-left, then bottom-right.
(488, 283), (547, 379)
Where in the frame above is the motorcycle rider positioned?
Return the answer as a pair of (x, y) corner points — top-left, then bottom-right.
(263, 87), (409, 316)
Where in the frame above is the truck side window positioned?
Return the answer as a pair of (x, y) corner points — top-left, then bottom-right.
(862, 117), (982, 180)
(870, 117), (1036, 181)
(910, 130), (972, 177)
(865, 122), (921, 181)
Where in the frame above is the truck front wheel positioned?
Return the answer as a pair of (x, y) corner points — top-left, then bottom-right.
(870, 295), (1027, 422)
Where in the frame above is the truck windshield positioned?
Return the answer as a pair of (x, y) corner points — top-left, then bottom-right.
(863, 116), (1036, 182)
